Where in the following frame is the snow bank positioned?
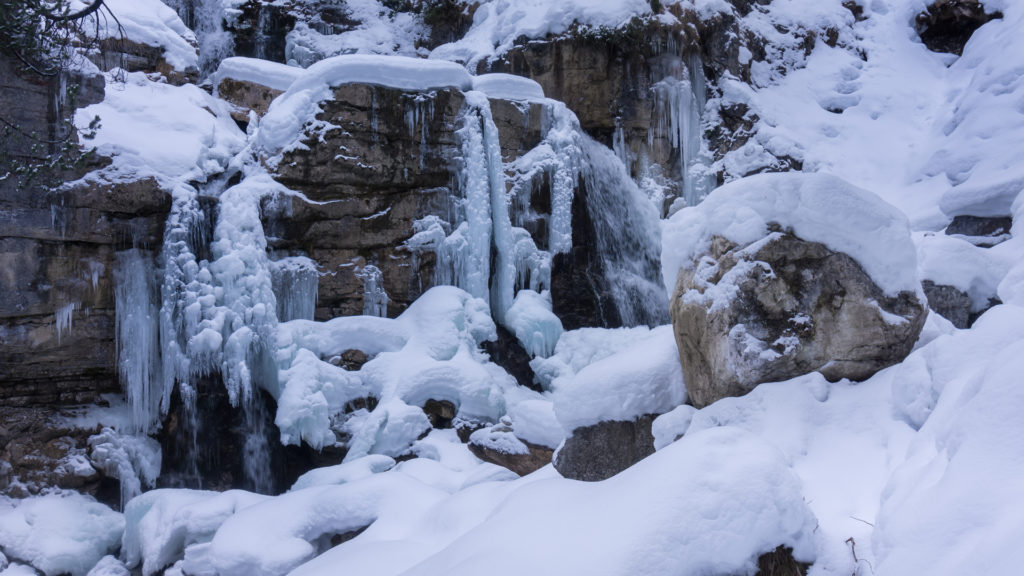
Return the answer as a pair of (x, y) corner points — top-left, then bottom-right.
(257, 54), (472, 158)
(553, 325), (685, 431)
(209, 475), (447, 576)
(213, 57), (304, 94)
(74, 72), (246, 184)
(662, 172), (921, 298)
(876, 305), (1024, 574)
(0, 493), (123, 576)
(402, 427), (816, 576)
(471, 74), (545, 102)
(123, 489), (269, 576)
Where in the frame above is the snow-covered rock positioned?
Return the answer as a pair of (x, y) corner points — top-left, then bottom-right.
(0, 493), (123, 576)
(666, 172), (926, 407)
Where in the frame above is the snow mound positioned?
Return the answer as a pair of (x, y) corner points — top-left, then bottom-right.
(662, 172), (921, 298)
(471, 74), (545, 101)
(213, 57), (303, 94)
(290, 455), (396, 491)
(123, 489), (269, 576)
(553, 324), (685, 431)
(209, 475), (447, 576)
(401, 426), (816, 576)
(274, 286), (516, 456)
(257, 54), (472, 158)
(74, 72), (246, 184)
(0, 493), (124, 576)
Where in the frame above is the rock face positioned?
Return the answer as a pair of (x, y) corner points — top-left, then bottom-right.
(266, 83), (466, 318)
(671, 233), (927, 408)
(915, 0), (1002, 55)
(553, 414), (657, 481)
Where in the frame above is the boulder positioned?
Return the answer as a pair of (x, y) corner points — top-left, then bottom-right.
(468, 421), (555, 477)
(664, 173), (927, 408)
(552, 414), (657, 481)
(922, 280), (972, 329)
(672, 232), (926, 408)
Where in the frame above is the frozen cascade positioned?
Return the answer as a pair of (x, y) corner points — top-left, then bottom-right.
(651, 53), (716, 207)
(271, 257), (319, 322)
(580, 135), (670, 327)
(158, 184), (214, 482)
(405, 92), (436, 171)
(114, 249), (162, 434)
(200, 174), (281, 493)
(434, 92), (495, 308)
(356, 264), (389, 317)
(163, 0), (234, 77)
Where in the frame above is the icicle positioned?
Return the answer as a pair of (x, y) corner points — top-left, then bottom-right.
(541, 102), (582, 256)
(115, 249), (162, 435)
(54, 302), (77, 344)
(356, 264), (389, 317)
(271, 256), (319, 322)
(651, 53), (715, 207)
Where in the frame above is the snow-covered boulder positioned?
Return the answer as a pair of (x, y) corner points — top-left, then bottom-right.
(467, 417), (555, 477)
(664, 173), (926, 408)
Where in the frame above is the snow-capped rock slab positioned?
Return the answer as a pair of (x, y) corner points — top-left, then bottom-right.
(665, 172), (926, 408)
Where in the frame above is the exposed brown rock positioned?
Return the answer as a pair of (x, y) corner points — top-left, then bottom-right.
(468, 435), (554, 477)
(216, 77), (285, 123)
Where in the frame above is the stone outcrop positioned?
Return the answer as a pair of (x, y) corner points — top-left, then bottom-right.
(915, 0), (1002, 56)
(553, 414), (657, 481)
(265, 83), (466, 318)
(264, 84), (557, 320)
(671, 233), (927, 408)
(216, 76), (287, 123)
